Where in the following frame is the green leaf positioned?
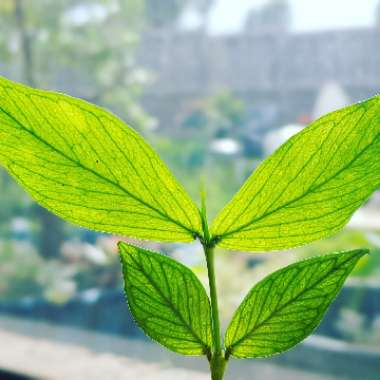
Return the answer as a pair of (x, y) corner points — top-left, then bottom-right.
(0, 76), (201, 242)
(119, 242), (212, 356)
(211, 98), (380, 251)
(225, 249), (368, 358)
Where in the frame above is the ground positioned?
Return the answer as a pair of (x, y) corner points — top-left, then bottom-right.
(0, 316), (339, 380)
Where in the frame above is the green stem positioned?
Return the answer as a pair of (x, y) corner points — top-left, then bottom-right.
(200, 195), (228, 380)
(205, 245), (222, 353)
(204, 244), (227, 380)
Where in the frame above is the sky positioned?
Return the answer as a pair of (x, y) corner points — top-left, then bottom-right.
(208, 0), (379, 34)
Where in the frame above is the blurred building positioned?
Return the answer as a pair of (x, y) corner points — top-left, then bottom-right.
(136, 28), (380, 133)
(312, 81), (351, 120)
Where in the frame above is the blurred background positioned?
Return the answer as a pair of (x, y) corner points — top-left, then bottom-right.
(1, 0), (380, 379)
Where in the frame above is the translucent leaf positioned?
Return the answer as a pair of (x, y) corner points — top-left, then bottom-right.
(119, 242), (212, 356)
(211, 98), (380, 251)
(0, 76), (201, 242)
(225, 249), (368, 358)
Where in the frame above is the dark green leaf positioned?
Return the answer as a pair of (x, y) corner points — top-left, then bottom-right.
(0, 76), (202, 242)
(119, 242), (212, 356)
(211, 98), (380, 251)
(225, 249), (368, 358)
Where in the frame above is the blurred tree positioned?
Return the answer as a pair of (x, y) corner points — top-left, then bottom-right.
(0, 170), (31, 236)
(191, 0), (215, 19)
(164, 90), (251, 216)
(244, 0), (291, 34)
(184, 0), (215, 31)
(0, 0), (153, 258)
(144, 0), (185, 29)
(144, 0), (214, 31)
(14, 0), (66, 260)
(183, 90), (247, 140)
(376, 0), (380, 27)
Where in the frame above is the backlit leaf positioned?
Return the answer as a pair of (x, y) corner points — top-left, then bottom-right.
(225, 249), (368, 358)
(0, 76), (201, 242)
(211, 98), (380, 251)
(119, 242), (212, 356)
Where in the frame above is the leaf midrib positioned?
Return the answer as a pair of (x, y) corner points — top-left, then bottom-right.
(227, 253), (359, 352)
(0, 104), (194, 236)
(218, 108), (361, 234)
(218, 129), (380, 240)
(126, 252), (210, 350)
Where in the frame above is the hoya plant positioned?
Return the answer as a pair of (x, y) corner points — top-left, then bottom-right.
(0, 76), (379, 380)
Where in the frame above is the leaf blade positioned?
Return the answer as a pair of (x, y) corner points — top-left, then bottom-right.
(119, 242), (212, 356)
(0, 76), (201, 242)
(211, 98), (380, 251)
(225, 249), (368, 358)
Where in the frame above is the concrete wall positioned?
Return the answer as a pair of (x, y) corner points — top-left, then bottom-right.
(137, 28), (380, 131)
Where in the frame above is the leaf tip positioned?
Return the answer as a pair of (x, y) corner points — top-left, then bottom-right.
(354, 248), (370, 258)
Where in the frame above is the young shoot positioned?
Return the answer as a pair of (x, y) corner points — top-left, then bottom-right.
(0, 76), (379, 380)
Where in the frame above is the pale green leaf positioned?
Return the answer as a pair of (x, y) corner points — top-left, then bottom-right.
(0, 76), (201, 242)
(225, 249), (367, 358)
(119, 242), (212, 356)
(211, 98), (380, 251)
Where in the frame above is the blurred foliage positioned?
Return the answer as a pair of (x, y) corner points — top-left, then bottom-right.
(295, 230), (380, 280)
(144, 0), (185, 29)
(245, 0), (290, 32)
(144, 0), (214, 29)
(182, 90), (248, 140)
(0, 0), (153, 129)
(0, 0), (157, 259)
(178, 89), (261, 159)
(0, 241), (43, 300)
(0, 236), (122, 302)
(154, 89), (253, 216)
(376, 0), (380, 27)
(0, 171), (32, 236)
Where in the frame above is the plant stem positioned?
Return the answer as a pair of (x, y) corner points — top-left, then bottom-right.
(205, 245), (222, 354)
(204, 244), (227, 380)
(200, 192), (228, 379)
